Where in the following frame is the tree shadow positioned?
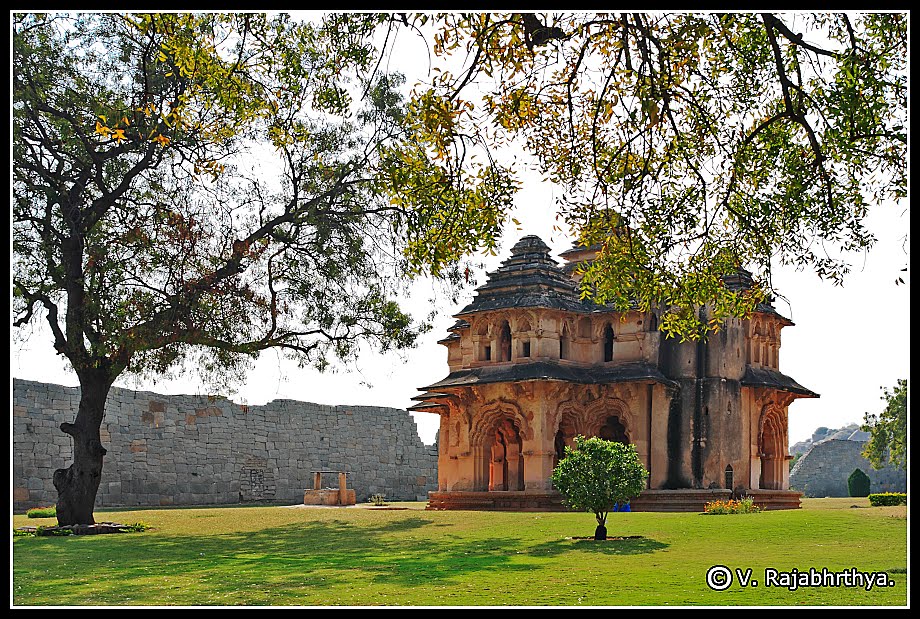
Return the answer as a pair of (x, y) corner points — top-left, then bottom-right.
(14, 516), (541, 604)
(528, 535), (669, 557)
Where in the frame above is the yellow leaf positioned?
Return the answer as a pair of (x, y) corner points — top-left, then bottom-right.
(111, 128), (126, 142)
(121, 116), (130, 126)
(95, 122), (109, 136)
(98, 115), (107, 123)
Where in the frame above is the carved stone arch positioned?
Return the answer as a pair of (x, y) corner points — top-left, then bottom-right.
(490, 310), (512, 332)
(753, 319), (763, 337)
(757, 404), (788, 490)
(514, 310), (536, 334)
(469, 399), (533, 445)
(583, 397), (633, 440)
(473, 316), (491, 337)
(555, 398), (586, 437)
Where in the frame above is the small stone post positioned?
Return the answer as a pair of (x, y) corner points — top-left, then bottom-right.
(338, 472), (348, 505)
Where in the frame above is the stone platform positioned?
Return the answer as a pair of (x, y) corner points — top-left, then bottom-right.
(427, 488), (802, 512)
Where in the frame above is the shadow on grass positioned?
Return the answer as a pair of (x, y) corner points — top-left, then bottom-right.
(529, 535), (669, 557)
(14, 516), (544, 604)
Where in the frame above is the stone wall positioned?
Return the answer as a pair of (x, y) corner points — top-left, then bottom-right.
(789, 439), (906, 497)
(13, 378), (438, 511)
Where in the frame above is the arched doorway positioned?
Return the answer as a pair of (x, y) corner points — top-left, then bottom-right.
(472, 413), (525, 492)
(487, 419), (523, 491)
(603, 323), (614, 362)
(759, 408), (785, 490)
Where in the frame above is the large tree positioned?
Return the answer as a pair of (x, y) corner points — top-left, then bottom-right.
(399, 12), (908, 337)
(12, 13), (515, 525)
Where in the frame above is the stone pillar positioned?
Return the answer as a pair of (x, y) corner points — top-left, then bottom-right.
(314, 471), (322, 490)
(489, 442), (505, 491)
(450, 452), (475, 491)
(338, 472), (348, 504)
(523, 451), (555, 491)
(649, 385), (671, 489)
(505, 442), (521, 491)
(474, 445), (492, 491)
(438, 413), (450, 491)
(750, 456), (762, 490)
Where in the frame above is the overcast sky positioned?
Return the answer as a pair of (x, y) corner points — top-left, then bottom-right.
(10, 12), (910, 448)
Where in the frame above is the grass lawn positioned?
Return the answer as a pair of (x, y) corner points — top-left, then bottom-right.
(12, 497), (907, 606)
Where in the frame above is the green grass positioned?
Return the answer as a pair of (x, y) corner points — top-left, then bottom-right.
(12, 498), (907, 606)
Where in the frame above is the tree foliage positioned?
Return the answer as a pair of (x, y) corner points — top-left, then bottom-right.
(551, 435), (648, 539)
(399, 12), (908, 338)
(861, 379), (907, 471)
(12, 12), (516, 524)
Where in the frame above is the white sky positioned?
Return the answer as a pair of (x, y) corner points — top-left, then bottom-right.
(10, 12), (910, 448)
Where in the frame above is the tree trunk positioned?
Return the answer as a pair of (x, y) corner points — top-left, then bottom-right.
(53, 372), (113, 526)
(594, 511), (608, 540)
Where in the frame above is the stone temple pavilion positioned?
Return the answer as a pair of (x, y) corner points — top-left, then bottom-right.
(410, 235), (817, 511)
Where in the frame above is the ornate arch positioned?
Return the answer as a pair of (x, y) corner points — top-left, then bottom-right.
(554, 396), (633, 440)
(473, 316), (491, 337)
(469, 399), (533, 445)
(513, 310), (536, 334)
(584, 396), (633, 439)
(758, 404), (788, 490)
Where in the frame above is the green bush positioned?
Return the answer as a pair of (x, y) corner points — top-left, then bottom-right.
(551, 436), (648, 540)
(369, 494), (388, 507)
(847, 468), (871, 497)
(26, 506), (56, 519)
(868, 492), (906, 507)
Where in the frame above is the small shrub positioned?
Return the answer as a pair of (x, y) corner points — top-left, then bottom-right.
(13, 528), (33, 537)
(26, 506), (56, 519)
(703, 497), (762, 515)
(848, 468), (871, 497)
(370, 494), (388, 507)
(868, 492), (906, 507)
(122, 522), (152, 532)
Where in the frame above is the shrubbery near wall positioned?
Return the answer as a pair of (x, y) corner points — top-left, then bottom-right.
(868, 492), (906, 507)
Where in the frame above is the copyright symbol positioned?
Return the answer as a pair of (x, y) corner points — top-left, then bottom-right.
(706, 565), (732, 591)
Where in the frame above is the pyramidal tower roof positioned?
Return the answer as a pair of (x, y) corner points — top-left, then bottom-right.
(456, 235), (595, 316)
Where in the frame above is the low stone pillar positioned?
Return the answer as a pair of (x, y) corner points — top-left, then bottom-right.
(338, 472), (348, 504)
(523, 451), (555, 491)
(314, 471), (322, 490)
